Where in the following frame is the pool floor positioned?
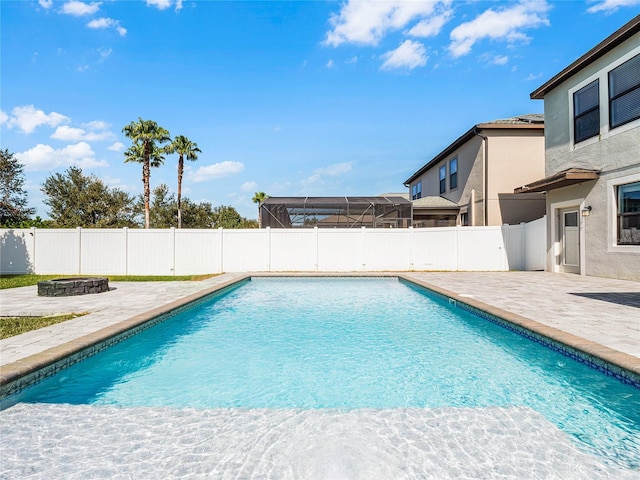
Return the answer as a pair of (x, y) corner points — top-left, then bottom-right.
(1, 403), (638, 479)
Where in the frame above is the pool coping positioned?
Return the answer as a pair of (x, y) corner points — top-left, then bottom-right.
(1, 272), (639, 400)
(398, 274), (640, 386)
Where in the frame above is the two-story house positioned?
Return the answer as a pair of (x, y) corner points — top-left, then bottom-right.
(517, 15), (640, 281)
(404, 115), (546, 227)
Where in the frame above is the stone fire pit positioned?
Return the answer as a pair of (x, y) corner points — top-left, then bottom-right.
(37, 277), (110, 297)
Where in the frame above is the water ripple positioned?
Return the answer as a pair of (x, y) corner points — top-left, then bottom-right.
(1, 404), (638, 479)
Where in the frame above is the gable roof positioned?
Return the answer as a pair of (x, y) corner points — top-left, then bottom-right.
(403, 114), (544, 185)
(530, 15), (640, 100)
(411, 196), (460, 210)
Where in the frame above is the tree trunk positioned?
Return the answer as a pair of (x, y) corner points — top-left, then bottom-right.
(177, 156), (184, 229)
(143, 141), (151, 229)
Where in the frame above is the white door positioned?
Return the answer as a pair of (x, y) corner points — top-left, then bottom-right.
(559, 209), (580, 274)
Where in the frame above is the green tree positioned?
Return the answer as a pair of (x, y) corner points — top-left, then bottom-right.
(140, 183), (177, 228)
(239, 217), (259, 229)
(144, 184), (215, 228)
(211, 205), (244, 229)
(252, 191), (269, 228)
(165, 135), (201, 229)
(0, 149), (35, 227)
(41, 166), (138, 227)
(122, 118), (171, 229)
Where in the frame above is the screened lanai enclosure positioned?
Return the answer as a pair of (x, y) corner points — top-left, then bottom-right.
(260, 196), (413, 228)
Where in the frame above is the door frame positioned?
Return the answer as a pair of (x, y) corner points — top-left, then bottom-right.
(550, 198), (586, 275)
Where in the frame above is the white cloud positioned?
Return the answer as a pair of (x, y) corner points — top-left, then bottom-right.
(101, 175), (137, 192)
(346, 56), (358, 64)
(492, 55), (509, 65)
(39, 0), (53, 8)
(241, 181), (258, 192)
(325, 0), (447, 46)
(525, 72), (543, 81)
(448, 0), (550, 58)
(5, 105), (69, 134)
(107, 141), (126, 151)
(381, 40), (427, 70)
(98, 47), (112, 61)
(407, 9), (452, 37)
(51, 125), (115, 142)
(587, 0), (640, 13)
(16, 142), (108, 171)
(190, 161), (244, 182)
(326, 59), (336, 69)
(302, 162), (353, 186)
(83, 120), (110, 130)
(61, 1), (101, 16)
(87, 17), (127, 36)
(146, 0), (172, 10)
(0, 110), (8, 126)
(175, 0), (183, 12)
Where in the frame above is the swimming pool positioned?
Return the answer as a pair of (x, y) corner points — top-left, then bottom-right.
(2, 277), (639, 478)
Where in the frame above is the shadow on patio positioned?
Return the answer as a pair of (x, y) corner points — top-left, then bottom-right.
(569, 292), (640, 308)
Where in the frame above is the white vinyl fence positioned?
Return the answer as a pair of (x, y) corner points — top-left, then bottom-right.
(0, 217), (546, 275)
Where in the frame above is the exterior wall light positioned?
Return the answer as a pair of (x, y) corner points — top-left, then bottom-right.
(581, 205), (592, 217)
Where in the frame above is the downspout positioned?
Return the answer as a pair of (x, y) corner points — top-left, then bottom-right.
(474, 128), (488, 226)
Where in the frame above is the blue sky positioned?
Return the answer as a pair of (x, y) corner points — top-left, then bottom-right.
(1, 1), (639, 220)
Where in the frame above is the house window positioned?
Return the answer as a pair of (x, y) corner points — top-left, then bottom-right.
(449, 158), (458, 190)
(411, 181), (422, 200)
(439, 165), (446, 194)
(573, 79), (600, 143)
(617, 181), (640, 245)
(609, 53), (640, 129)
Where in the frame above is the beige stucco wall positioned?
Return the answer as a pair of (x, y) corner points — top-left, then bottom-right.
(540, 38), (640, 281)
(409, 129), (545, 226)
(485, 130), (546, 226)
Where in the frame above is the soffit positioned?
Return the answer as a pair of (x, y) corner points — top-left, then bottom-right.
(514, 168), (600, 193)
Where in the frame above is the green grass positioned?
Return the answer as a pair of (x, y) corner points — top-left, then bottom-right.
(0, 273), (220, 289)
(0, 312), (88, 339)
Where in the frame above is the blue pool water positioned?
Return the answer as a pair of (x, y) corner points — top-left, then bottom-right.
(9, 277), (640, 469)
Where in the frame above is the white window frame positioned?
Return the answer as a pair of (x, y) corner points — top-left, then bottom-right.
(568, 46), (640, 151)
(607, 171), (640, 253)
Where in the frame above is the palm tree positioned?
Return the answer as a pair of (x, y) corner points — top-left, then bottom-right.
(252, 191), (269, 228)
(165, 135), (201, 229)
(122, 118), (170, 229)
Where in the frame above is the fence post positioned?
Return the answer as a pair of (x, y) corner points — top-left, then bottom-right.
(315, 226), (319, 271)
(30, 227), (37, 274)
(171, 227), (176, 276)
(456, 225), (461, 271)
(77, 226), (82, 275)
(266, 227), (271, 272)
(409, 226), (414, 271)
(123, 227), (129, 276)
(219, 227), (224, 273)
(361, 227), (366, 271)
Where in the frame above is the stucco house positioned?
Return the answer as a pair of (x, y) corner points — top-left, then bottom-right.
(404, 115), (546, 227)
(517, 15), (640, 281)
